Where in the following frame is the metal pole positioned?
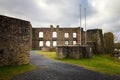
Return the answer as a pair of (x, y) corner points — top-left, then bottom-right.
(80, 4), (81, 27)
(80, 4), (82, 45)
(84, 8), (87, 45)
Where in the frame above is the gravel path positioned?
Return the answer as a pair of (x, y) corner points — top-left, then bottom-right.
(12, 51), (120, 80)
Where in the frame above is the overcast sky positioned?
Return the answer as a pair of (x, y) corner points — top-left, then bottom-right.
(0, 0), (120, 38)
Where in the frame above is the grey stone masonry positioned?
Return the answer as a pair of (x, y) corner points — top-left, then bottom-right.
(56, 45), (92, 59)
(32, 25), (83, 50)
(0, 15), (32, 67)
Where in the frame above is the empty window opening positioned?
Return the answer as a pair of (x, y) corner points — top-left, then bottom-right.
(64, 33), (69, 38)
(39, 32), (43, 38)
(46, 41), (50, 47)
(65, 41), (69, 45)
(53, 41), (57, 47)
(73, 33), (77, 38)
(39, 41), (43, 47)
(53, 32), (57, 38)
(73, 41), (76, 45)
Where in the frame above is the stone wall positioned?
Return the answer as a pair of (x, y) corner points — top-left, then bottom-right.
(56, 45), (92, 59)
(86, 29), (104, 54)
(0, 15), (32, 67)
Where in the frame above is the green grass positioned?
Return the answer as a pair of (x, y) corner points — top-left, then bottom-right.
(0, 64), (35, 80)
(37, 51), (120, 75)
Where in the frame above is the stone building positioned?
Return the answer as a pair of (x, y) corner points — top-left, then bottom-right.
(0, 15), (105, 66)
(32, 25), (84, 50)
(0, 15), (32, 67)
(55, 29), (104, 59)
(32, 26), (104, 54)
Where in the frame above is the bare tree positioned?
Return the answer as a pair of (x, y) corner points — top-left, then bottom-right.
(114, 33), (120, 43)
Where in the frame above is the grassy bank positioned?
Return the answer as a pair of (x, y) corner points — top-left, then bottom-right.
(0, 64), (35, 80)
(37, 51), (120, 75)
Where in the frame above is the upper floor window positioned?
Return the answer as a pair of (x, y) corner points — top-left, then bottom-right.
(73, 33), (76, 38)
(52, 31), (57, 38)
(39, 32), (43, 38)
(64, 33), (69, 38)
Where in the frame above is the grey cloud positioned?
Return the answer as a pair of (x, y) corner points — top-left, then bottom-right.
(0, 0), (86, 27)
(0, 0), (120, 37)
(0, 0), (40, 19)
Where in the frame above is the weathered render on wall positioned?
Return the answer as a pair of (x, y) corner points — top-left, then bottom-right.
(0, 15), (32, 67)
(32, 25), (84, 50)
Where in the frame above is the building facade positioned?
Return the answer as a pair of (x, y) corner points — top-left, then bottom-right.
(32, 25), (84, 49)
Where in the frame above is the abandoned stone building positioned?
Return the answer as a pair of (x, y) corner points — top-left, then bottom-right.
(32, 25), (104, 59)
(32, 25), (104, 53)
(32, 25), (84, 50)
(0, 15), (104, 66)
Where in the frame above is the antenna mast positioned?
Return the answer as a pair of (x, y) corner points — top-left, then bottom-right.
(80, 4), (82, 45)
(80, 4), (81, 27)
(84, 8), (87, 45)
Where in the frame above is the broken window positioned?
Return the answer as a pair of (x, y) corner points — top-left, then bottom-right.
(39, 41), (43, 47)
(73, 41), (76, 45)
(65, 41), (69, 45)
(39, 32), (43, 38)
(64, 33), (69, 38)
(52, 31), (57, 38)
(53, 41), (57, 47)
(73, 33), (77, 38)
(46, 41), (50, 47)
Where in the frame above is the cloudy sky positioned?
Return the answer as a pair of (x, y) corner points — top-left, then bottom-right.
(0, 0), (120, 38)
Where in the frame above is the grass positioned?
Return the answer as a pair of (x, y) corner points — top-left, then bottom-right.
(0, 64), (35, 80)
(37, 51), (120, 75)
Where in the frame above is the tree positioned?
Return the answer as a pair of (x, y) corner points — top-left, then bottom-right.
(114, 33), (120, 43)
(104, 32), (114, 54)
